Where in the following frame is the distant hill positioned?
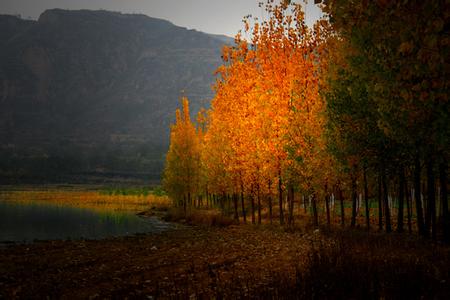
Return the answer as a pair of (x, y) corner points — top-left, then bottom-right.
(208, 33), (235, 45)
(0, 9), (229, 184)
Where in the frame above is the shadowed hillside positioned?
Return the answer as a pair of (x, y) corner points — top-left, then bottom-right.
(0, 9), (228, 183)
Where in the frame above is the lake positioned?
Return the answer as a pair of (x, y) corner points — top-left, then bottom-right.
(0, 199), (171, 244)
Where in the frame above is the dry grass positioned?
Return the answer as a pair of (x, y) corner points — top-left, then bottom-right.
(164, 207), (236, 227)
(0, 190), (170, 213)
(251, 230), (450, 299)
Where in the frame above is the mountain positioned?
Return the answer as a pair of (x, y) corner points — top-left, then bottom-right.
(0, 9), (229, 183)
(208, 33), (235, 45)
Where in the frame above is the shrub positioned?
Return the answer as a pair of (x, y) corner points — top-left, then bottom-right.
(164, 208), (235, 227)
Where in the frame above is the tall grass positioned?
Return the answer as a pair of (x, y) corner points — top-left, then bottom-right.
(199, 231), (450, 299)
(164, 207), (236, 227)
(0, 189), (170, 213)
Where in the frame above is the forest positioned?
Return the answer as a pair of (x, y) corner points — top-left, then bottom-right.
(163, 0), (449, 242)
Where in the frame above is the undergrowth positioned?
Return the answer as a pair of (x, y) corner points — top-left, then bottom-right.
(216, 231), (450, 299)
(164, 207), (235, 227)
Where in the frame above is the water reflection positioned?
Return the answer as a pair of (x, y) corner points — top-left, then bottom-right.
(0, 200), (170, 243)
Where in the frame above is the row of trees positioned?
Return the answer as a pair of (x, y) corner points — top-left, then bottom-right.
(163, 0), (448, 241)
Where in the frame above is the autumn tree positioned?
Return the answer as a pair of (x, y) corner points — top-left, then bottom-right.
(323, 0), (449, 238)
(163, 97), (202, 210)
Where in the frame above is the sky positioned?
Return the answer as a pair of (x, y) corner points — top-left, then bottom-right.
(0, 0), (324, 37)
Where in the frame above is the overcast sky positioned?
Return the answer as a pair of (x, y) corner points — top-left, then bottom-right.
(0, 0), (324, 37)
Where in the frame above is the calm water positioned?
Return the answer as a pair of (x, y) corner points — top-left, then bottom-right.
(0, 200), (171, 243)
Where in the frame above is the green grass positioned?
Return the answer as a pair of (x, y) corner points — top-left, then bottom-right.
(99, 186), (166, 197)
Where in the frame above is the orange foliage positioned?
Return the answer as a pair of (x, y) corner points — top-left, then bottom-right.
(200, 1), (334, 198)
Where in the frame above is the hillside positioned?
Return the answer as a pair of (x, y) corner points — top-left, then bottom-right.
(0, 9), (227, 183)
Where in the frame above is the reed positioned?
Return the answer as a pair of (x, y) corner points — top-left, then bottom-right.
(0, 189), (170, 213)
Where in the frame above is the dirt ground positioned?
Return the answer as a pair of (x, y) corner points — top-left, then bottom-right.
(1, 219), (449, 299)
(0, 224), (319, 299)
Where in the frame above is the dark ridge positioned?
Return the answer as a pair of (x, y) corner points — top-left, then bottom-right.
(0, 9), (230, 183)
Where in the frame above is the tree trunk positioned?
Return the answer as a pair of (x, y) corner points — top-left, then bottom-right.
(312, 194), (319, 228)
(414, 156), (425, 236)
(188, 192), (192, 210)
(363, 167), (370, 231)
(377, 173), (383, 231)
(288, 185), (294, 226)
(268, 180), (273, 225)
(405, 180), (412, 233)
(241, 184), (246, 224)
(303, 195), (307, 214)
(291, 187), (295, 226)
(397, 166), (405, 233)
(382, 168), (392, 233)
(440, 159), (449, 243)
(257, 186), (262, 225)
(325, 184), (331, 227)
(338, 185), (345, 227)
(233, 193), (239, 222)
(250, 190), (256, 225)
(351, 175), (357, 227)
(221, 192), (226, 214)
(278, 176), (284, 225)
(427, 158), (436, 240)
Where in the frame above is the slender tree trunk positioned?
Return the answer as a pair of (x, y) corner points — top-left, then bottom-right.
(382, 167), (392, 233)
(303, 194), (307, 214)
(188, 192), (192, 210)
(440, 159), (449, 242)
(312, 194), (319, 228)
(257, 185), (262, 225)
(278, 176), (284, 225)
(427, 158), (436, 240)
(414, 156), (425, 236)
(325, 184), (331, 227)
(268, 180), (273, 225)
(378, 173), (383, 231)
(299, 193), (303, 215)
(241, 184), (246, 224)
(290, 187), (295, 226)
(423, 181), (427, 226)
(363, 167), (370, 231)
(397, 166), (405, 233)
(338, 185), (345, 227)
(351, 175), (357, 227)
(208, 191), (211, 209)
(221, 192), (226, 214)
(405, 180), (412, 233)
(250, 190), (256, 225)
(288, 185), (294, 226)
(183, 194), (187, 214)
(233, 193), (239, 222)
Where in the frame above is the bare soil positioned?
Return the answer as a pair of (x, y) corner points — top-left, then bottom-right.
(1, 221), (449, 299)
(0, 224), (316, 299)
